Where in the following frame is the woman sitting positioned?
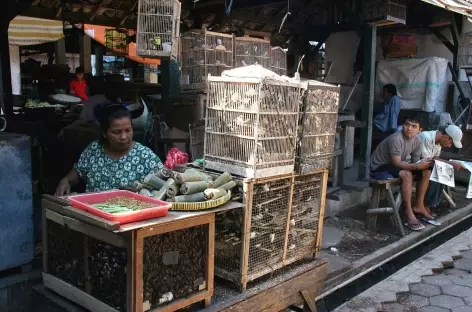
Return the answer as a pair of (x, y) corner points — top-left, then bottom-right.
(374, 83), (401, 134)
(55, 104), (163, 195)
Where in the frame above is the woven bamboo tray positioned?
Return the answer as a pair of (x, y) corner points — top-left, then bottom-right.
(170, 191), (231, 211)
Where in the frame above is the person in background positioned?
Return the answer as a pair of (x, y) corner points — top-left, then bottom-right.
(374, 84), (401, 133)
(79, 88), (121, 122)
(418, 125), (463, 221)
(69, 67), (88, 102)
(55, 104), (163, 195)
(370, 114), (433, 231)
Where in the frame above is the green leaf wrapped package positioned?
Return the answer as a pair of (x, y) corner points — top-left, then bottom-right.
(180, 181), (213, 195)
(204, 188), (227, 200)
(219, 180), (236, 191)
(214, 172), (232, 187)
(174, 192), (206, 202)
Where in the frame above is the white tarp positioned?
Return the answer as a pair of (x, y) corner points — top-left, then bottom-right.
(376, 57), (449, 112)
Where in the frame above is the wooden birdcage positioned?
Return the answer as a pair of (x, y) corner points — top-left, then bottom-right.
(296, 80), (340, 175)
(105, 28), (128, 55)
(459, 33), (472, 68)
(136, 0), (181, 59)
(270, 46), (287, 76)
(204, 76), (305, 178)
(214, 170), (328, 292)
(361, 0), (407, 26)
(189, 119), (205, 161)
(180, 29), (234, 90)
(234, 35), (271, 69)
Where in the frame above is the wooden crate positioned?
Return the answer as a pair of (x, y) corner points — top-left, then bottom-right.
(214, 170), (328, 291)
(42, 196), (214, 312)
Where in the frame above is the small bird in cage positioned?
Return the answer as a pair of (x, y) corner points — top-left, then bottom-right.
(215, 39), (226, 51)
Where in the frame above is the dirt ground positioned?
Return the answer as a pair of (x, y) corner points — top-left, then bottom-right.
(324, 184), (470, 262)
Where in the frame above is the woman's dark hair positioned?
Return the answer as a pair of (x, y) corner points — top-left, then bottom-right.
(383, 83), (397, 96)
(75, 66), (84, 74)
(97, 104), (132, 142)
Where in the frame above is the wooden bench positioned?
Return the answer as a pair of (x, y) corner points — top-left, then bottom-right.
(367, 179), (456, 237)
(367, 178), (406, 237)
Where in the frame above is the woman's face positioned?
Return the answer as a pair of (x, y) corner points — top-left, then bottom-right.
(104, 117), (133, 151)
(382, 88), (392, 101)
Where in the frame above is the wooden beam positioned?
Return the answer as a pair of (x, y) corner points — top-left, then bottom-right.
(120, 1), (138, 26)
(430, 27), (455, 54)
(359, 25), (377, 180)
(90, 0), (108, 22)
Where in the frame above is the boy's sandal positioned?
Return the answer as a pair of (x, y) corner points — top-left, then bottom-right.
(420, 217), (441, 226)
(404, 221), (425, 231)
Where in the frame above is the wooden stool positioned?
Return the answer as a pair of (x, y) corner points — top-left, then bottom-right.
(367, 178), (406, 237)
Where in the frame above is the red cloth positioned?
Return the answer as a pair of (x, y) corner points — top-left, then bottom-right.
(69, 79), (88, 101)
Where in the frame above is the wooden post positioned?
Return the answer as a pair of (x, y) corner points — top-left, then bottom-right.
(55, 38), (66, 65)
(80, 32), (92, 74)
(0, 22), (12, 115)
(95, 45), (104, 76)
(9, 45), (21, 95)
(358, 25), (377, 180)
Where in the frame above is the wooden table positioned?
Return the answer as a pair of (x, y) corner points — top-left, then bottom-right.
(42, 195), (242, 312)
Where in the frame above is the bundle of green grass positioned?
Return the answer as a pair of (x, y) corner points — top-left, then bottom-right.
(133, 168), (236, 203)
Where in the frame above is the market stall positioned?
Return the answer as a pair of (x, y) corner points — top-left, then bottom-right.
(42, 194), (242, 312)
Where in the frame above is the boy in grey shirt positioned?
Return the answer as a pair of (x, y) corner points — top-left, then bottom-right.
(370, 114), (433, 231)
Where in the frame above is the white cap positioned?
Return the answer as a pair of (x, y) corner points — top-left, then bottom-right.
(445, 125), (463, 148)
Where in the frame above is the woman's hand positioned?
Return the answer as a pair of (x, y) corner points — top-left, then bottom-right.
(55, 178), (71, 196)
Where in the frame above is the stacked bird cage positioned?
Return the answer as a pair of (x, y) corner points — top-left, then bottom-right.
(189, 119), (205, 161)
(181, 30), (234, 90)
(296, 80), (340, 174)
(136, 0), (181, 59)
(270, 46), (287, 76)
(234, 36), (271, 70)
(204, 76), (304, 178)
(105, 28), (128, 55)
(214, 170), (328, 291)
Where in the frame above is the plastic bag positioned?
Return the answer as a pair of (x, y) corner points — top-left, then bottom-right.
(164, 148), (189, 169)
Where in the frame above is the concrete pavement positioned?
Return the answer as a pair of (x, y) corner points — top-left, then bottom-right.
(334, 227), (472, 312)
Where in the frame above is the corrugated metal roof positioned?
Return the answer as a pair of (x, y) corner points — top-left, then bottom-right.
(422, 0), (472, 17)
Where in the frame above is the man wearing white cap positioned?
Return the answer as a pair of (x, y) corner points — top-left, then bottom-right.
(417, 124), (463, 223)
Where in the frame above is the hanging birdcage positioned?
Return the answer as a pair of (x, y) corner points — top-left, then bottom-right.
(105, 28), (128, 55)
(361, 0), (407, 26)
(136, 0), (181, 59)
(270, 46), (287, 76)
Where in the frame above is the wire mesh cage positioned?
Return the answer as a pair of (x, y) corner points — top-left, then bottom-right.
(180, 30), (234, 90)
(105, 28), (129, 55)
(136, 0), (181, 59)
(296, 81), (340, 175)
(270, 47), (287, 76)
(214, 170), (328, 291)
(204, 76), (304, 178)
(189, 119), (205, 161)
(234, 36), (271, 69)
(286, 172), (324, 262)
(361, 0), (407, 26)
(459, 33), (472, 68)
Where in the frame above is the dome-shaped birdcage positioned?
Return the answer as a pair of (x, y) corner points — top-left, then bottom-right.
(136, 0), (181, 59)
(105, 28), (129, 55)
